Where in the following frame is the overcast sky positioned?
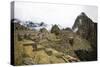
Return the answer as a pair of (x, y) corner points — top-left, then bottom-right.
(14, 1), (98, 28)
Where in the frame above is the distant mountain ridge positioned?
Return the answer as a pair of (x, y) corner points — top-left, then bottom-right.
(11, 19), (48, 30)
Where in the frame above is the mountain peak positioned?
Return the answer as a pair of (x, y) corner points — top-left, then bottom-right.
(72, 12), (94, 33)
(78, 12), (87, 17)
(80, 12), (86, 16)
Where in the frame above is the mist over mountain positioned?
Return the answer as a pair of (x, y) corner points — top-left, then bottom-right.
(12, 19), (48, 30)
